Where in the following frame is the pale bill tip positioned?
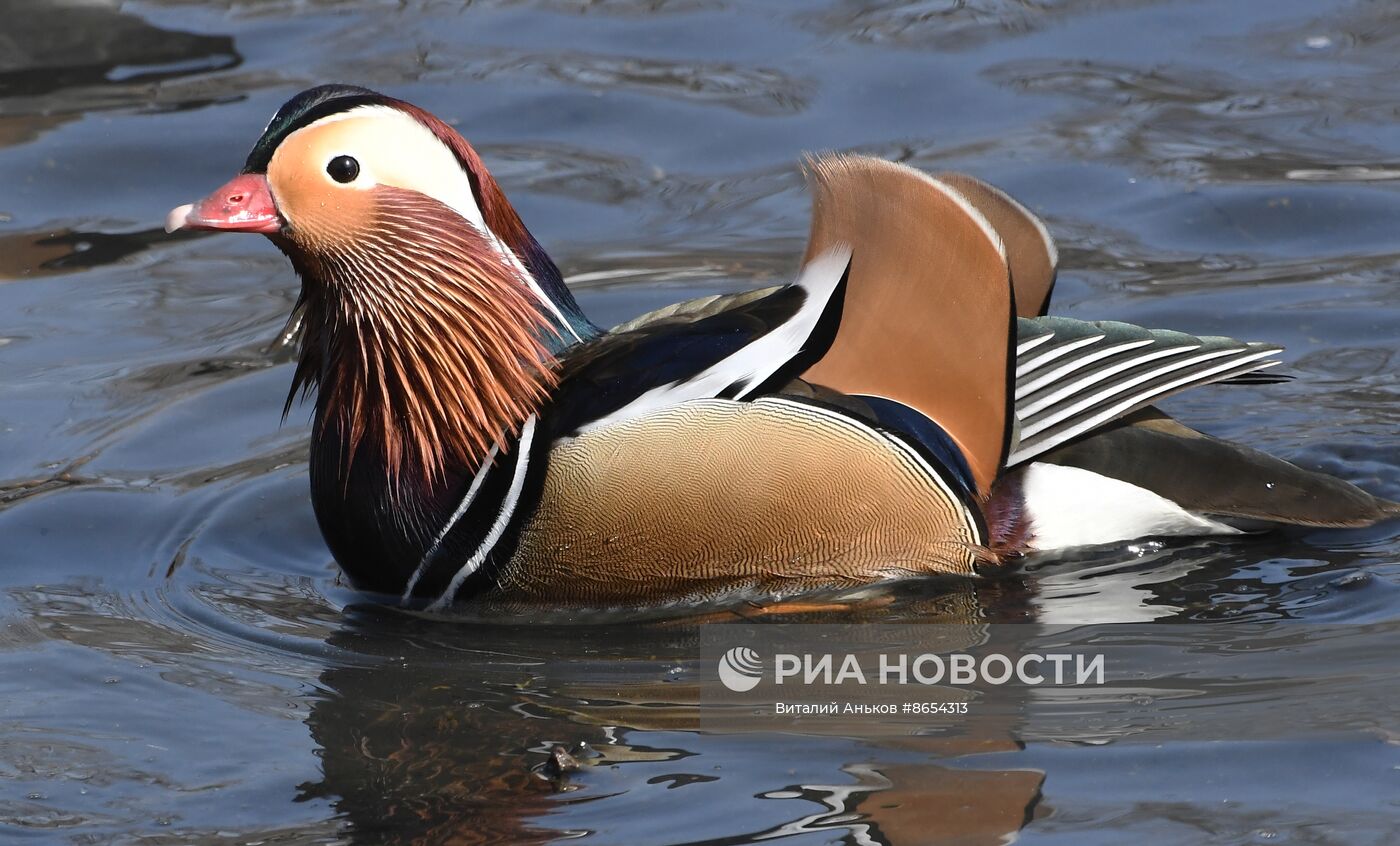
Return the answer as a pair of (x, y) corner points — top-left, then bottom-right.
(164, 204), (194, 234)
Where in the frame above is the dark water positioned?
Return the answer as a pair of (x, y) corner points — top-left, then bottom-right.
(3, 0), (1400, 843)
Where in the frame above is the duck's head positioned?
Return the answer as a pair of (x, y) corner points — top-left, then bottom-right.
(168, 85), (588, 489)
(169, 85), (532, 260)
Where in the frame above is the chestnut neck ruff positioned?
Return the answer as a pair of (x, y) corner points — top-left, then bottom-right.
(282, 187), (558, 493)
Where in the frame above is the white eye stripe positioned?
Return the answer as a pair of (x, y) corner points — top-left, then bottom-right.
(292, 106), (582, 342)
(300, 106), (485, 222)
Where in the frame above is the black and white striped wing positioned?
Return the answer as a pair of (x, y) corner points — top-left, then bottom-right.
(1007, 316), (1283, 467)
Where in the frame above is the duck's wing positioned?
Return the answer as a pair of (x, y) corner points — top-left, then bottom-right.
(939, 176), (1296, 474)
(1006, 316), (1284, 466)
(999, 325), (1397, 544)
(547, 250), (851, 438)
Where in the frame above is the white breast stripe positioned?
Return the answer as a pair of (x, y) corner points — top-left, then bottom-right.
(427, 415), (538, 610)
(402, 440), (502, 601)
(576, 248), (853, 435)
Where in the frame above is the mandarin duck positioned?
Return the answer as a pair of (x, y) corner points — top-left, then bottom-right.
(166, 85), (1398, 608)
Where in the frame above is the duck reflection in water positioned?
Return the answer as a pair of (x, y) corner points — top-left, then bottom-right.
(297, 586), (1046, 846)
(294, 521), (1400, 845)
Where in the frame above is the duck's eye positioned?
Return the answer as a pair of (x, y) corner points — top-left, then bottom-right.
(326, 155), (360, 184)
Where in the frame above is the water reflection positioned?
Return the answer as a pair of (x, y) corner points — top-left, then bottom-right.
(1027, 526), (1400, 624)
(298, 603), (1046, 845)
(5, 522), (1399, 841)
(0, 226), (167, 281)
(0, 0), (240, 145)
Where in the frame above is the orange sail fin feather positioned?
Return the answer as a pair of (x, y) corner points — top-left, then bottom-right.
(934, 171), (1059, 318)
(799, 155), (1016, 497)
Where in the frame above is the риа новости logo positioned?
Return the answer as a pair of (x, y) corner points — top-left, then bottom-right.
(712, 641), (1108, 692)
(717, 646), (764, 692)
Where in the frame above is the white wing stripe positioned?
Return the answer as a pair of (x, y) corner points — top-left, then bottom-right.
(1016, 332), (1055, 356)
(1015, 338), (1155, 399)
(1018, 344), (1201, 416)
(1020, 347), (1273, 439)
(1010, 352), (1278, 462)
(1017, 333), (1104, 375)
